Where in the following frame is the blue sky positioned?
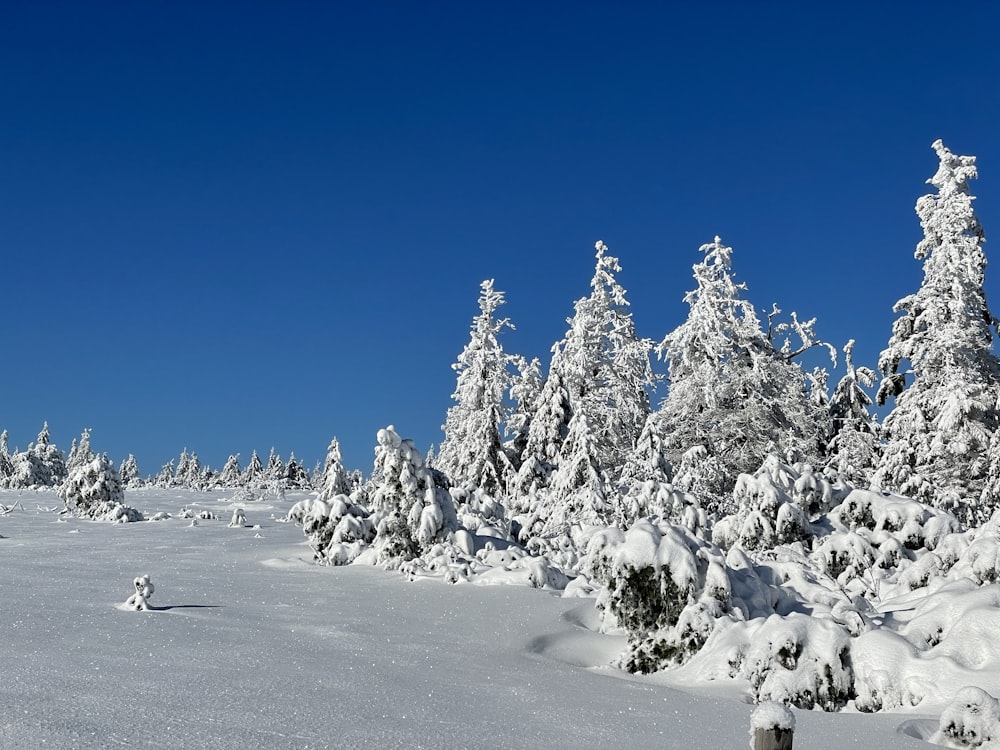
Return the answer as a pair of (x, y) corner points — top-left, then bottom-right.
(2, 2), (998, 475)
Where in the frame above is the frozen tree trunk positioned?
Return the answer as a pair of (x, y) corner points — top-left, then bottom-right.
(752, 727), (793, 750)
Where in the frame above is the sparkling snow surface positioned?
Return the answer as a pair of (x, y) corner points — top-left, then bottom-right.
(1, 490), (935, 749)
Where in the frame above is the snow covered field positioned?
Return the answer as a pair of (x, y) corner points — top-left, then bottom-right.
(1, 489), (938, 749)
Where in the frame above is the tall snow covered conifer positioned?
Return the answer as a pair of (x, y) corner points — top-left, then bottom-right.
(551, 241), (653, 476)
(875, 140), (1000, 519)
(436, 279), (515, 497)
(654, 237), (832, 505)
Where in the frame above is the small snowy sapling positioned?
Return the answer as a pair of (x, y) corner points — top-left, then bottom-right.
(124, 575), (155, 611)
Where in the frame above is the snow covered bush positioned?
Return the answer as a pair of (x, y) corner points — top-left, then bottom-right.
(739, 613), (854, 711)
(296, 494), (375, 565)
(123, 575), (155, 611)
(932, 687), (1000, 749)
(58, 453), (141, 522)
(586, 518), (738, 673)
(713, 454), (843, 551)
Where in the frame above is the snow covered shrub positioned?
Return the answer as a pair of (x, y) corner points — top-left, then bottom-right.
(740, 613), (854, 711)
(671, 444), (729, 517)
(449, 486), (509, 536)
(58, 454), (141, 522)
(123, 575), (155, 611)
(713, 454), (842, 551)
(228, 508), (248, 528)
(297, 494), (375, 565)
(830, 488), (958, 551)
(932, 687), (1000, 749)
(586, 518), (738, 672)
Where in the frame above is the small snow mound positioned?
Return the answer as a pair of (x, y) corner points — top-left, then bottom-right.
(932, 687), (1000, 749)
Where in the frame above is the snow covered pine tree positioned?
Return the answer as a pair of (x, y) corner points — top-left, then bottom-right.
(875, 140), (1000, 522)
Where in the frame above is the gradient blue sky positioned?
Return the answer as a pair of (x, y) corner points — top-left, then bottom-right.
(2, 1), (998, 475)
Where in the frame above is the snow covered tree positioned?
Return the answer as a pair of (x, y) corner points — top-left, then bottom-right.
(510, 368), (573, 508)
(153, 460), (175, 488)
(66, 428), (95, 473)
(0, 430), (12, 482)
(875, 140), (1000, 519)
(265, 448), (285, 482)
(284, 452), (310, 488)
(7, 422), (68, 488)
(505, 354), (543, 471)
(119, 454), (142, 488)
(513, 241), (654, 521)
(549, 241), (654, 479)
(436, 279), (515, 497)
(654, 237), (833, 499)
(318, 437), (352, 500)
(243, 450), (264, 485)
(215, 454), (243, 487)
(174, 449), (204, 488)
(59, 453), (140, 522)
(368, 425), (459, 568)
(543, 413), (611, 533)
(826, 340), (880, 486)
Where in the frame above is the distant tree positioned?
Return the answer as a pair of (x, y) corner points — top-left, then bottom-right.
(874, 140), (1000, 520)
(119, 454), (143, 489)
(59, 453), (140, 522)
(216, 454), (243, 487)
(66, 428), (95, 473)
(153, 460), (175, 488)
(436, 279), (515, 497)
(7, 422), (68, 488)
(0, 430), (12, 481)
(284, 452), (310, 488)
(243, 450), (264, 485)
(266, 448), (285, 482)
(174, 449), (204, 488)
(318, 437), (352, 500)
(654, 237), (833, 501)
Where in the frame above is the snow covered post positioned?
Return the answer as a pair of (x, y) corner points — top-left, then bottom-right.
(750, 701), (794, 750)
(124, 575), (155, 611)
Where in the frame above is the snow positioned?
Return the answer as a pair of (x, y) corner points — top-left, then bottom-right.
(751, 700), (796, 731)
(0, 488), (941, 749)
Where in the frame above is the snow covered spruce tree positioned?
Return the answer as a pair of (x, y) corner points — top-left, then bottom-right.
(366, 425), (459, 568)
(875, 140), (1000, 522)
(6, 422), (68, 488)
(66, 428), (95, 473)
(317, 437), (352, 500)
(653, 237), (833, 510)
(436, 279), (515, 497)
(59, 453), (141, 522)
(516, 241), (654, 530)
(119, 454), (143, 489)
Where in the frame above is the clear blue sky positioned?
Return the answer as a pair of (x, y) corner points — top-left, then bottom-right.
(2, 1), (998, 475)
